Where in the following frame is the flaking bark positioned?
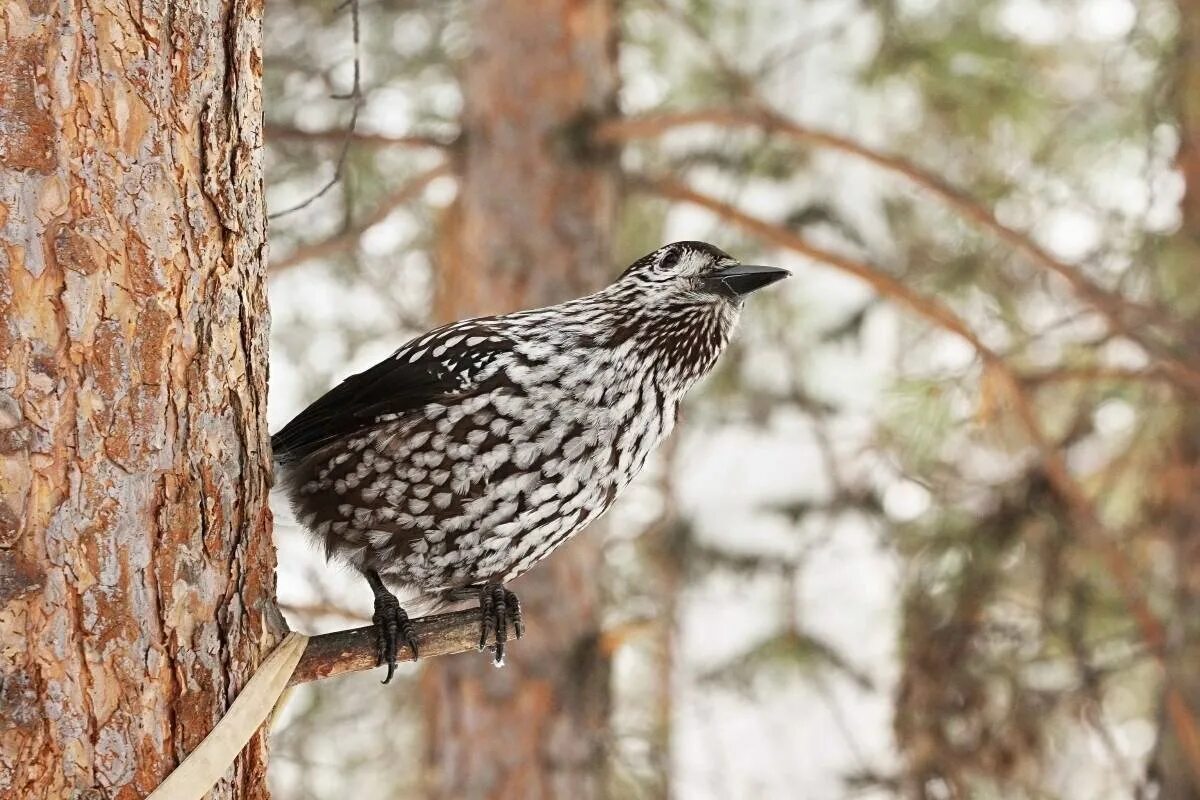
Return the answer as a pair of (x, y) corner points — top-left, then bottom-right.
(0, 2), (278, 798)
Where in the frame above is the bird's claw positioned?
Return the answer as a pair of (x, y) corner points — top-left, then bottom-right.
(478, 584), (523, 666)
(372, 591), (417, 684)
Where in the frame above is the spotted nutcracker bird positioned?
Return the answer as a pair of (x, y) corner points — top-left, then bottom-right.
(272, 241), (789, 680)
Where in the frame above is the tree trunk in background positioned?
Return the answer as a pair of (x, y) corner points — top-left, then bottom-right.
(1151, 3), (1200, 796)
(0, 2), (278, 798)
(1174, 0), (1200, 238)
(422, 1), (618, 798)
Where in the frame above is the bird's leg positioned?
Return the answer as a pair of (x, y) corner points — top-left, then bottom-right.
(365, 569), (418, 684)
(477, 583), (523, 666)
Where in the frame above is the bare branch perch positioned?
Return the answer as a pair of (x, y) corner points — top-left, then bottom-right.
(288, 608), (511, 686)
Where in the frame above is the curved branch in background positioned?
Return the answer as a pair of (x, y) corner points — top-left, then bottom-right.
(601, 109), (1127, 310)
(602, 109), (1200, 395)
(270, 163), (453, 274)
(1021, 366), (1175, 388)
(633, 174), (993, 354)
(635, 172), (1200, 779)
(289, 608), (515, 686)
(265, 123), (452, 151)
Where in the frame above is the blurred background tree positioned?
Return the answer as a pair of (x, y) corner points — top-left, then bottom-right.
(263, 0), (1200, 797)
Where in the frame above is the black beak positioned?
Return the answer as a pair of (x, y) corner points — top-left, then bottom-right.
(707, 264), (791, 297)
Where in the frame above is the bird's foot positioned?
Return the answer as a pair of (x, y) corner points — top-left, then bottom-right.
(477, 583), (523, 667)
(371, 584), (418, 684)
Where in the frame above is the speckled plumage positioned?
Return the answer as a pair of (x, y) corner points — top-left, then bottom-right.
(273, 241), (788, 669)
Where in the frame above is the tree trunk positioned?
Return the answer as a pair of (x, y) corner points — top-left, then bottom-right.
(0, 2), (278, 798)
(421, 1), (619, 798)
(1150, 3), (1200, 796)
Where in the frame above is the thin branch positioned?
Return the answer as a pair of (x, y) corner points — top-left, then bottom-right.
(270, 163), (451, 273)
(269, 0), (364, 221)
(265, 124), (451, 150)
(279, 600), (371, 623)
(1021, 366), (1174, 388)
(632, 174), (994, 355)
(288, 608), (514, 686)
(604, 108), (1124, 311)
(602, 108), (1200, 395)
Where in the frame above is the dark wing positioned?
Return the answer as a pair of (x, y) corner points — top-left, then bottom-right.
(271, 320), (513, 463)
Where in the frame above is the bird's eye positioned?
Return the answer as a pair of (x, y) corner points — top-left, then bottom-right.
(659, 246), (682, 272)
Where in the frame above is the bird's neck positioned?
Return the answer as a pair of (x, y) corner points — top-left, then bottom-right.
(505, 287), (739, 401)
(591, 293), (739, 392)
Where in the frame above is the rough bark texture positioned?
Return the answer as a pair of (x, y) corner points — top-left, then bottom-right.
(0, 2), (278, 798)
(421, 1), (618, 798)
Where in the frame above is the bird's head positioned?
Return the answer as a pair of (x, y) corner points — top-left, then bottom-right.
(614, 241), (790, 305)
(594, 241), (790, 378)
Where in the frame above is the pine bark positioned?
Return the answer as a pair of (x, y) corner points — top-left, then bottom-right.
(422, 1), (619, 798)
(0, 2), (278, 798)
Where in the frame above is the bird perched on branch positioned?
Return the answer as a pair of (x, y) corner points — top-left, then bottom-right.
(272, 241), (789, 680)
